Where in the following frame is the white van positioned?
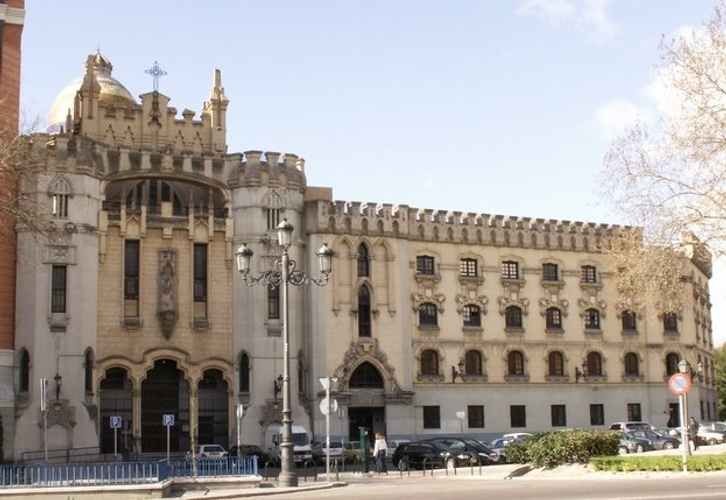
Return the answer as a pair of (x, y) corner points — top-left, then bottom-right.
(270, 424), (312, 463)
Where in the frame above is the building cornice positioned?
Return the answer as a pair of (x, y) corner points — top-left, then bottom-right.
(0, 5), (25, 25)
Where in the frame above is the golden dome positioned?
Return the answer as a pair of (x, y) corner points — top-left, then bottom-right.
(48, 52), (137, 129)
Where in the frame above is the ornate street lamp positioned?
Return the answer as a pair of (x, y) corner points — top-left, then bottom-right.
(235, 219), (333, 487)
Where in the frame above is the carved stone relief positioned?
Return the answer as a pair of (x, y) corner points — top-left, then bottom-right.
(158, 249), (177, 338)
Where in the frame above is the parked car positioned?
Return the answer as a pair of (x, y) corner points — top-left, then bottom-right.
(311, 440), (344, 464)
(628, 430), (679, 450)
(501, 432), (534, 442)
(609, 422), (652, 433)
(424, 437), (497, 468)
(387, 439), (411, 457)
(392, 441), (447, 470)
(619, 433), (655, 454)
(697, 422), (726, 445)
(196, 444), (228, 459)
(487, 438), (508, 463)
(343, 441), (363, 464)
(229, 445), (276, 465)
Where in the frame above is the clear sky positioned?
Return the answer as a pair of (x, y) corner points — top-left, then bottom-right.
(20, 0), (724, 344)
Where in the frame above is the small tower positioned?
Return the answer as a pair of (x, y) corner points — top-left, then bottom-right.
(202, 69), (229, 152)
(77, 53), (104, 121)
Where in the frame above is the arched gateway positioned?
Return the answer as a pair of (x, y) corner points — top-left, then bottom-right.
(141, 359), (190, 452)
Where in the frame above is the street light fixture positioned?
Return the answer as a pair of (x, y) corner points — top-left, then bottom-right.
(235, 219), (333, 487)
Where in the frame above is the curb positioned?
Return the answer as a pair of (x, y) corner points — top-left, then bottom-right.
(183, 481), (347, 499)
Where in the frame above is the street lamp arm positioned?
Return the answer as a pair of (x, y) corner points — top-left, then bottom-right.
(240, 257), (331, 287)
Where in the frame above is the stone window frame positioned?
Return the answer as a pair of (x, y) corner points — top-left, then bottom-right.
(48, 175), (74, 219)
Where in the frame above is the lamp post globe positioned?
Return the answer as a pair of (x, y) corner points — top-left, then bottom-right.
(317, 243), (333, 275)
(277, 219), (294, 248)
(678, 359), (689, 374)
(235, 243), (253, 275)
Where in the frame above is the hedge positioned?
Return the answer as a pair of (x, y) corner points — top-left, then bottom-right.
(591, 455), (726, 472)
(506, 430), (620, 468)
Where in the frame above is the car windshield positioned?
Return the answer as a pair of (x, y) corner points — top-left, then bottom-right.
(712, 423), (726, 432)
(204, 445), (224, 452)
(293, 433), (309, 446)
(628, 423), (650, 431)
(326, 442), (342, 448)
(464, 439), (491, 452)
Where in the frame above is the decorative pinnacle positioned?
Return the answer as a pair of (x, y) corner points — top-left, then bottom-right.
(145, 61), (167, 92)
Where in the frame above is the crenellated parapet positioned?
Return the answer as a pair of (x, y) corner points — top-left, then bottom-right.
(24, 133), (236, 189)
(229, 150), (307, 192)
(307, 199), (632, 253)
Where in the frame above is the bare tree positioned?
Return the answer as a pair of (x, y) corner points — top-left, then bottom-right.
(602, 1), (726, 307)
(0, 107), (50, 240)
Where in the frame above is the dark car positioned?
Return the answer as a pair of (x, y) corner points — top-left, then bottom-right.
(425, 437), (497, 468)
(229, 445), (277, 466)
(629, 430), (679, 450)
(619, 433), (655, 454)
(392, 441), (446, 470)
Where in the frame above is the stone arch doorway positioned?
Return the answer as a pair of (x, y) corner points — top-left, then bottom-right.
(347, 362), (386, 443)
(197, 369), (229, 448)
(141, 359), (189, 453)
(99, 367), (132, 454)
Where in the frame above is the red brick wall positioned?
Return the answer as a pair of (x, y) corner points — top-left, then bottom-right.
(0, 0), (24, 350)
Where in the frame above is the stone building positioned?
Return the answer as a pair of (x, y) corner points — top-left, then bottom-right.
(11, 52), (717, 459)
(0, 0), (25, 461)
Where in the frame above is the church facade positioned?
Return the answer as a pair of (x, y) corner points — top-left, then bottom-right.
(11, 53), (717, 459)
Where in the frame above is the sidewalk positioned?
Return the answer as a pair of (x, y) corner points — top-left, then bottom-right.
(179, 481), (347, 498)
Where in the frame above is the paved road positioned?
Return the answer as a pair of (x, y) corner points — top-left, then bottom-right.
(246, 476), (726, 499)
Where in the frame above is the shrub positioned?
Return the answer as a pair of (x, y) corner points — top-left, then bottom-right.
(507, 430), (620, 468)
(591, 455), (726, 472)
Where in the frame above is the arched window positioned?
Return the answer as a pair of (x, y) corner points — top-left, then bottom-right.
(505, 305), (523, 329)
(665, 352), (680, 376)
(19, 349), (29, 393)
(48, 176), (72, 218)
(358, 285), (371, 337)
(586, 352), (603, 377)
(465, 350), (482, 376)
(508, 351), (525, 376)
(622, 310), (637, 331)
(663, 312), (678, 332)
(421, 350), (439, 376)
(239, 352), (250, 393)
(419, 303), (438, 327)
(624, 352), (640, 376)
(349, 362), (384, 389)
(84, 348), (94, 394)
(357, 244), (370, 278)
(548, 351), (564, 376)
(584, 309), (601, 330)
(463, 304), (481, 327)
(545, 307), (562, 330)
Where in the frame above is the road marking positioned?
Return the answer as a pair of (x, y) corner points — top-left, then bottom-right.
(589, 492), (726, 500)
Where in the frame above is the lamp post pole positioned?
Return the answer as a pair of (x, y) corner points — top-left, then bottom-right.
(235, 220), (333, 489)
(278, 244), (295, 487)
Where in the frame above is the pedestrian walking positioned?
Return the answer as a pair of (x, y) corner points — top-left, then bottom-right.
(373, 432), (388, 473)
(689, 417), (700, 451)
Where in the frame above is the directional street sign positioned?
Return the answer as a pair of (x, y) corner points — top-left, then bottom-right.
(163, 414), (175, 427)
(319, 397), (338, 416)
(110, 416), (123, 429)
(668, 373), (692, 396)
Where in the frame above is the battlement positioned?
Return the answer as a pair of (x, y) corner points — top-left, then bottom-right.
(230, 150), (307, 191)
(307, 199), (633, 253)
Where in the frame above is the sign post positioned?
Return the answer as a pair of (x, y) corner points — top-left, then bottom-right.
(319, 377), (338, 480)
(669, 372), (692, 472)
(110, 416), (123, 458)
(40, 378), (48, 463)
(236, 404), (244, 459)
(163, 414), (175, 463)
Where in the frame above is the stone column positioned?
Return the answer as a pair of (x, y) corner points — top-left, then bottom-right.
(189, 382), (198, 455)
(131, 382), (141, 454)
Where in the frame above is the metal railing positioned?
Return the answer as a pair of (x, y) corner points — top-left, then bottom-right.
(0, 462), (167, 488)
(0, 457), (258, 489)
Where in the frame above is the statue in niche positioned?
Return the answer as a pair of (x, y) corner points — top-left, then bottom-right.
(158, 249), (177, 338)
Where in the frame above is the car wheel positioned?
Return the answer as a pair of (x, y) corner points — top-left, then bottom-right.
(398, 458), (409, 472)
(446, 457), (456, 471)
(636, 445), (644, 453)
(708, 438), (718, 446)
(619, 447), (629, 455)
(663, 442), (674, 450)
